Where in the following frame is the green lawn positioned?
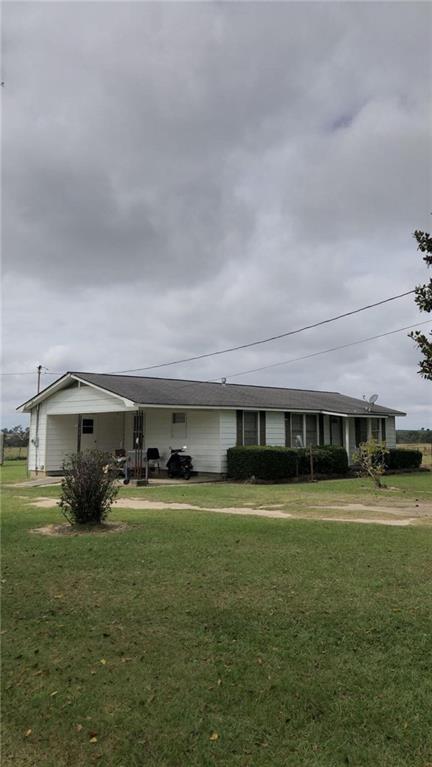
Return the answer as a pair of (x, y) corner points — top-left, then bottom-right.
(2, 461), (432, 766)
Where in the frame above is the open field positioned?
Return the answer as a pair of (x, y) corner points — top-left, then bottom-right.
(3, 445), (28, 460)
(2, 460), (432, 766)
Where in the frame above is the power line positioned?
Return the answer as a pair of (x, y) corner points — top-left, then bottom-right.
(112, 289), (415, 374)
(0, 370), (60, 377)
(0, 290), (420, 379)
(220, 320), (432, 380)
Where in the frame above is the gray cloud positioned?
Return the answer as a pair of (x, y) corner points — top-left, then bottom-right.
(2, 1), (431, 427)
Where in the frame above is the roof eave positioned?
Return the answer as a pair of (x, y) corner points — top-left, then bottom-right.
(17, 373), (74, 412)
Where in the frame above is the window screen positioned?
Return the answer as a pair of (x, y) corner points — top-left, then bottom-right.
(243, 412), (258, 445)
(305, 415), (318, 447)
(371, 418), (380, 441)
(284, 413), (291, 447)
(82, 418), (94, 434)
(330, 416), (343, 446)
(291, 414), (304, 448)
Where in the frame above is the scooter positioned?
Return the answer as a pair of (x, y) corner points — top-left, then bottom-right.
(166, 446), (194, 480)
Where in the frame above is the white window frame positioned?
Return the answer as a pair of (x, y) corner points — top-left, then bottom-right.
(286, 413), (320, 447)
(242, 411), (260, 446)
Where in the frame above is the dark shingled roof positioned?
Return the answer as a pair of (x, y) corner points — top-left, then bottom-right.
(70, 372), (405, 416)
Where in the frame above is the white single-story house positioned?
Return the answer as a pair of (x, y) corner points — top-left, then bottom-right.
(18, 372), (405, 477)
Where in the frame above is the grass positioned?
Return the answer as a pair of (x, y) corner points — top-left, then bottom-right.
(2, 461), (432, 766)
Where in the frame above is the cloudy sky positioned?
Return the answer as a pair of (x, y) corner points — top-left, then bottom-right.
(2, 1), (431, 428)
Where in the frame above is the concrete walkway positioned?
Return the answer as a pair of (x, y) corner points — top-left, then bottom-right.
(6, 476), (62, 488)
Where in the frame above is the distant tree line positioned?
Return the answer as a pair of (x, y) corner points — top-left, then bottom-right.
(396, 429), (432, 444)
(1, 425), (30, 455)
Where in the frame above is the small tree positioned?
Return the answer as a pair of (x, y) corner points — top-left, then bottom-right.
(353, 439), (389, 489)
(409, 229), (432, 380)
(59, 450), (118, 526)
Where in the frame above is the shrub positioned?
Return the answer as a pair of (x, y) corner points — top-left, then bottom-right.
(227, 445), (348, 481)
(353, 439), (388, 488)
(59, 450), (118, 526)
(313, 446), (349, 475)
(385, 448), (422, 471)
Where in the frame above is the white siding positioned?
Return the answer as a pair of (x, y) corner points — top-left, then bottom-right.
(124, 409), (224, 474)
(45, 415), (77, 470)
(94, 413), (125, 453)
(44, 412), (126, 471)
(386, 416), (396, 448)
(46, 382), (133, 415)
(266, 411), (285, 446)
(28, 402), (48, 471)
(185, 410), (222, 473)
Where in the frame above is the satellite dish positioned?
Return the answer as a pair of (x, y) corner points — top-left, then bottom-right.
(368, 394), (379, 405)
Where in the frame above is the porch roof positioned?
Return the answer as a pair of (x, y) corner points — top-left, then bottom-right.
(19, 371), (405, 417)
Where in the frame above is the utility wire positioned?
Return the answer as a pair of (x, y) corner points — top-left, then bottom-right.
(0, 370), (60, 377)
(220, 320), (432, 380)
(112, 289), (415, 374)
(0, 290), (419, 379)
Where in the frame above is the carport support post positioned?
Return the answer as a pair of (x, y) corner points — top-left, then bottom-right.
(344, 418), (350, 464)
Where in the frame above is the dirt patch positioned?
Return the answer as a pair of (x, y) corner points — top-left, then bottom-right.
(30, 522), (129, 537)
(320, 517), (415, 527)
(28, 496), (429, 526)
(31, 498), (60, 508)
(310, 502), (432, 517)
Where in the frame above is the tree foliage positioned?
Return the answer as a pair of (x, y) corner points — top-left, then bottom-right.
(59, 450), (118, 526)
(409, 229), (432, 379)
(396, 428), (432, 444)
(1, 425), (29, 448)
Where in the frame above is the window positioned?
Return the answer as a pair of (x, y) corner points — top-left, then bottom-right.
(371, 418), (380, 441)
(305, 414), (318, 446)
(133, 412), (144, 449)
(82, 418), (94, 434)
(172, 413), (186, 424)
(236, 411), (265, 446)
(291, 414), (304, 448)
(381, 418), (386, 442)
(244, 411), (258, 445)
(284, 413), (291, 447)
(285, 413), (318, 447)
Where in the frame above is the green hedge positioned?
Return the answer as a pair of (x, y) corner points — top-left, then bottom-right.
(227, 445), (348, 481)
(385, 448), (422, 471)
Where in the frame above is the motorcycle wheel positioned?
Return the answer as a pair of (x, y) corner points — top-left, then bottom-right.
(123, 478), (130, 485)
(183, 469), (191, 480)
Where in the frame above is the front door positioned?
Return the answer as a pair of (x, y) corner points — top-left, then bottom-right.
(80, 416), (97, 451)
